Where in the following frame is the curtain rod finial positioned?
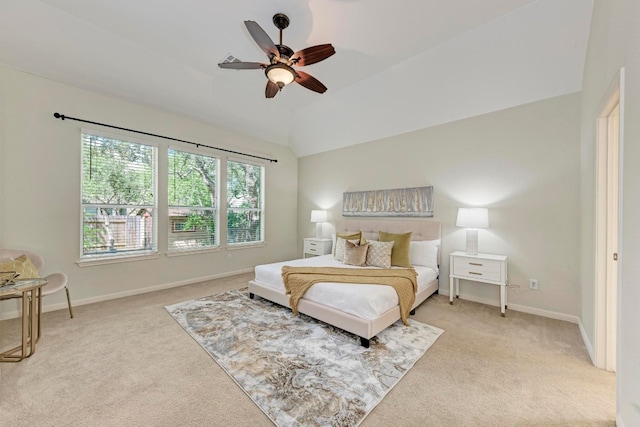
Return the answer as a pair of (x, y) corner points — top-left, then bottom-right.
(54, 112), (65, 120)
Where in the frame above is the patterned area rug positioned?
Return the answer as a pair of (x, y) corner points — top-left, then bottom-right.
(165, 288), (443, 427)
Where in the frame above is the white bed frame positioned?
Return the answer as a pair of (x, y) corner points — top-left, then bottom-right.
(248, 219), (442, 347)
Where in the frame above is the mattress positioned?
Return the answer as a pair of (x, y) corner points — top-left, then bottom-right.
(253, 255), (439, 320)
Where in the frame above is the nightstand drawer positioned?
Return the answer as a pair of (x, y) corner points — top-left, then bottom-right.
(452, 256), (503, 282)
(304, 240), (320, 253)
(303, 238), (333, 257)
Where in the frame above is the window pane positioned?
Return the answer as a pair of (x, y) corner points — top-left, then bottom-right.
(168, 149), (219, 251)
(82, 134), (154, 205)
(168, 149), (217, 208)
(168, 207), (217, 250)
(81, 133), (156, 258)
(227, 160), (264, 244)
(82, 206), (154, 256)
(227, 210), (262, 243)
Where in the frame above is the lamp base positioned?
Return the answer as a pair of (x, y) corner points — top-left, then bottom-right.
(316, 223), (323, 239)
(465, 229), (479, 255)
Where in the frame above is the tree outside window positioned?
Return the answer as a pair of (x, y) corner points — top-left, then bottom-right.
(227, 160), (264, 244)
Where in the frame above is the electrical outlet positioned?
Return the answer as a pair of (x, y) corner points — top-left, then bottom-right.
(529, 279), (539, 290)
(227, 254), (232, 261)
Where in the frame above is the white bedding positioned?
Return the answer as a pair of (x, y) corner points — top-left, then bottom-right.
(253, 254), (438, 320)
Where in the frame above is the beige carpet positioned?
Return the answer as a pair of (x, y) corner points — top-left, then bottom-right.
(0, 273), (615, 426)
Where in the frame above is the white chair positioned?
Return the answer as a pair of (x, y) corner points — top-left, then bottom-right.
(0, 249), (73, 318)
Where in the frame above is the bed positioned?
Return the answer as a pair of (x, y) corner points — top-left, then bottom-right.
(248, 219), (442, 347)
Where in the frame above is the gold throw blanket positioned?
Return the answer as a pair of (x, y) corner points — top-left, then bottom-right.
(281, 266), (418, 325)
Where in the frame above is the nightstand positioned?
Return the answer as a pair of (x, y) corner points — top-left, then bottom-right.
(449, 251), (508, 316)
(303, 238), (332, 258)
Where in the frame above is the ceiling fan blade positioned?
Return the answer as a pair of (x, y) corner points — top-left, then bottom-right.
(265, 80), (279, 98)
(291, 44), (335, 66)
(244, 20), (279, 59)
(218, 62), (266, 70)
(294, 71), (328, 94)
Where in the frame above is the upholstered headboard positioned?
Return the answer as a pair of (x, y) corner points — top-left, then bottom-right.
(333, 219), (442, 264)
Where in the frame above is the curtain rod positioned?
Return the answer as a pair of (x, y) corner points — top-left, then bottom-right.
(53, 112), (278, 163)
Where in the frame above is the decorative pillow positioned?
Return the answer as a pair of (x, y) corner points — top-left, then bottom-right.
(334, 237), (361, 261)
(378, 231), (412, 267)
(409, 240), (439, 270)
(344, 241), (369, 267)
(333, 232), (362, 260)
(366, 240), (394, 268)
(0, 255), (40, 279)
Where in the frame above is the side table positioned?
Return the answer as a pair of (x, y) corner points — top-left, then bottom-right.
(0, 278), (48, 362)
(449, 251), (508, 316)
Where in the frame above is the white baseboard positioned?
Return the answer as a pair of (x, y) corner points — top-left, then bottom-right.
(578, 318), (596, 365)
(0, 268), (253, 321)
(439, 289), (580, 324)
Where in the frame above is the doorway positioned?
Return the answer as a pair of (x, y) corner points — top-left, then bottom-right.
(594, 68), (624, 372)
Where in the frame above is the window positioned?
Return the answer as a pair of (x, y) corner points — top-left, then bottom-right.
(168, 148), (219, 251)
(227, 159), (264, 245)
(81, 132), (157, 258)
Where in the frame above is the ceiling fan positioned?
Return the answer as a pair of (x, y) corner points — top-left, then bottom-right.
(218, 13), (335, 98)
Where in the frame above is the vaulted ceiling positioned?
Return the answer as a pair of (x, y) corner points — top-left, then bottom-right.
(0, 0), (593, 157)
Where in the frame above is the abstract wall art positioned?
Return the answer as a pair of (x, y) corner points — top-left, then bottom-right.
(342, 186), (434, 217)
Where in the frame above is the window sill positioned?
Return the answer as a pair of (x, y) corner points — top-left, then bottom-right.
(226, 242), (266, 251)
(76, 252), (159, 267)
(165, 247), (221, 257)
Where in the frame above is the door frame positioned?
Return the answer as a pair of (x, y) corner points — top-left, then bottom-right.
(594, 67), (625, 371)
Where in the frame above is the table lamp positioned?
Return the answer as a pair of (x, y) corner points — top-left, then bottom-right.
(310, 210), (328, 239)
(456, 208), (489, 255)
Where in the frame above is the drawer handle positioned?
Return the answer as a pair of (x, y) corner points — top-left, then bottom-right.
(469, 272), (483, 275)
(469, 262), (483, 266)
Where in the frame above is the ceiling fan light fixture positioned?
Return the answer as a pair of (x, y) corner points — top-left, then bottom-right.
(265, 63), (295, 88)
(220, 15), (334, 98)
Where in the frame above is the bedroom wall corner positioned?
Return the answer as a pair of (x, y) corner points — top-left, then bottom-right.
(298, 93), (582, 319)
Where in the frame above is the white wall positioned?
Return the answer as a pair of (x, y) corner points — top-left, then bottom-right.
(298, 93), (582, 319)
(580, 1), (640, 425)
(0, 65), (298, 318)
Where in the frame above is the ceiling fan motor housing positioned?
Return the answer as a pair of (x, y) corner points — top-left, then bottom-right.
(272, 13), (290, 30)
(275, 45), (294, 62)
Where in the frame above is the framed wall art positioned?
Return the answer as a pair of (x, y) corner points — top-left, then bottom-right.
(342, 186), (434, 217)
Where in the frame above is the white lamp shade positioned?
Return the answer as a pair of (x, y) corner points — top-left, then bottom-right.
(456, 208), (489, 229)
(310, 210), (328, 223)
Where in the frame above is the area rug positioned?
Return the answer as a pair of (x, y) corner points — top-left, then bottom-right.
(165, 288), (443, 427)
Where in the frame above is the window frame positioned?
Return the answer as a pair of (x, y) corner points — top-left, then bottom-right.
(167, 146), (220, 253)
(76, 131), (268, 265)
(226, 157), (265, 247)
(79, 129), (158, 263)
